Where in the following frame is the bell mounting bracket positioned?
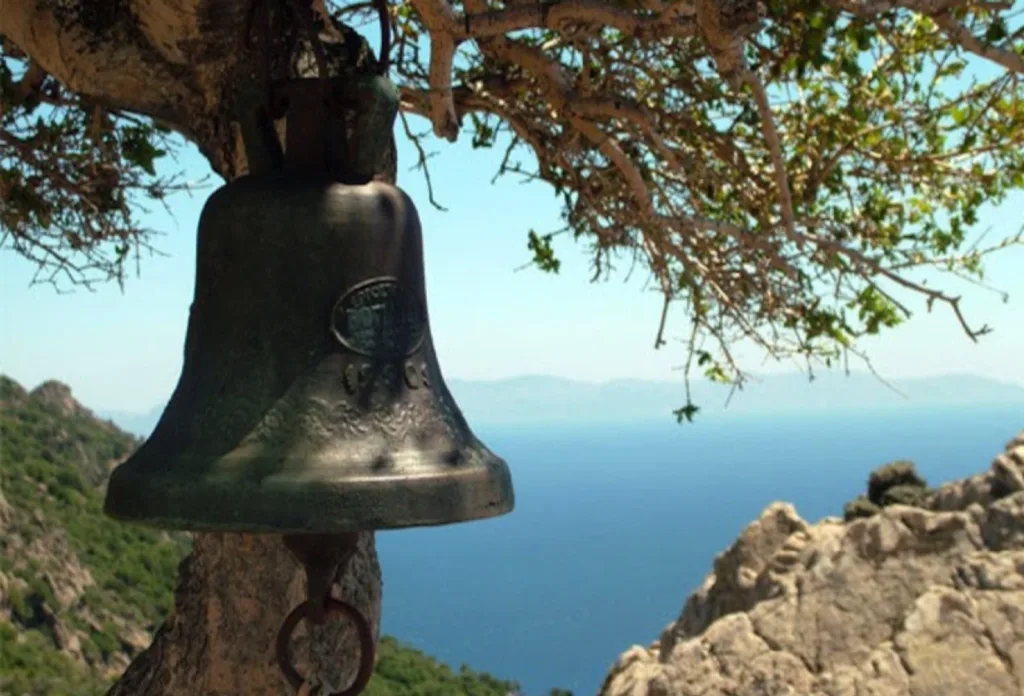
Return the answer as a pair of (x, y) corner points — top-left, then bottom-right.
(237, 0), (398, 184)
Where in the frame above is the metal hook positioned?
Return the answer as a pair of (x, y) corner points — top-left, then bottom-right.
(277, 533), (375, 696)
(276, 597), (376, 696)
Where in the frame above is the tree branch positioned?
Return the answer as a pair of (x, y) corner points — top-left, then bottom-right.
(932, 13), (1024, 74)
(741, 70), (798, 243)
(1, 0), (252, 177)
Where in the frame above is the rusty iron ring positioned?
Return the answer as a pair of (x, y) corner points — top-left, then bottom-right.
(276, 598), (376, 696)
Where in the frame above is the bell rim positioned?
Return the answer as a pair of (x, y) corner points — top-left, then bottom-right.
(102, 502), (515, 534)
(102, 455), (515, 534)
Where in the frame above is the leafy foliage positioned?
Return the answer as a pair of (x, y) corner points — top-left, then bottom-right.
(0, 622), (107, 696)
(3, 0), (1024, 418)
(880, 483), (931, 508)
(0, 375), (526, 695)
(390, 0), (1024, 416)
(0, 40), (193, 289)
(526, 229), (562, 274)
(867, 459), (928, 505)
(366, 636), (520, 696)
(842, 495), (881, 522)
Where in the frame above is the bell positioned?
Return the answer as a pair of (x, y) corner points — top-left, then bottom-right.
(102, 169), (515, 533)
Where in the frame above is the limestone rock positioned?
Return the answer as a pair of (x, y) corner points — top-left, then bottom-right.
(600, 429), (1024, 696)
(30, 380), (91, 418)
(22, 530), (96, 610)
(0, 491), (13, 527)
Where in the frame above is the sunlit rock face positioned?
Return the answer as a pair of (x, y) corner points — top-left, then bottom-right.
(599, 430), (1024, 696)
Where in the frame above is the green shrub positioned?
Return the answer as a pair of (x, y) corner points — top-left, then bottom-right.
(843, 459), (931, 521)
(363, 635), (521, 696)
(843, 495), (881, 521)
(7, 586), (33, 620)
(0, 619), (108, 696)
(88, 625), (121, 659)
(881, 483), (931, 508)
(867, 460), (927, 504)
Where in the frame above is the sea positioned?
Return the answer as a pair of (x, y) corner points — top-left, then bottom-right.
(375, 405), (1023, 696)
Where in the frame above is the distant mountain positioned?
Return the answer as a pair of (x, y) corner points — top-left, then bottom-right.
(93, 405), (164, 440)
(0, 375), (527, 696)
(444, 372), (1024, 425)
(98, 372), (1024, 435)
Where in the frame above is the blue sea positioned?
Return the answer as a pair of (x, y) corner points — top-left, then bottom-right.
(376, 405), (1023, 696)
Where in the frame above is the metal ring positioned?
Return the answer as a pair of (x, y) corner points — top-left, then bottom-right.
(275, 598), (376, 696)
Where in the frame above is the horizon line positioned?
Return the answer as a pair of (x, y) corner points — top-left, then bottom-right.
(5, 369), (1021, 416)
(446, 371), (1024, 388)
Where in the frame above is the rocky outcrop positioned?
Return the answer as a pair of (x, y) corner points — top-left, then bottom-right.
(599, 430), (1024, 696)
(30, 380), (94, 419)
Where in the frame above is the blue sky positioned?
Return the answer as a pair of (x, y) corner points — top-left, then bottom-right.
(2, 112), (1023, 412)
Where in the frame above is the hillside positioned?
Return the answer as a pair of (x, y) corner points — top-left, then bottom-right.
(0, 375), (523, 696)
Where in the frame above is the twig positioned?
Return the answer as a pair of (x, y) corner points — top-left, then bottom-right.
(399, 112), (448, 210)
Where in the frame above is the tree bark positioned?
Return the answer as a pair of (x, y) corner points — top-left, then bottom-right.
(109, 534), (382, 696)
(2, 2), (391, 694)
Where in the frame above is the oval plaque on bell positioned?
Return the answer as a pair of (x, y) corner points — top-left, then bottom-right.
(331, 277), (427, 359)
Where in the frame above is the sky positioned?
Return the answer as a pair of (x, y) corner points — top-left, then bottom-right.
(2, 105), (1023, 413)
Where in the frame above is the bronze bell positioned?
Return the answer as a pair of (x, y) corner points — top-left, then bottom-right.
(103, 86), (514, 533)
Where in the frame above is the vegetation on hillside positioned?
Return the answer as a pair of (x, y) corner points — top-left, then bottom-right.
(0, 377), (186, 625)
(0, 375), (526, 696)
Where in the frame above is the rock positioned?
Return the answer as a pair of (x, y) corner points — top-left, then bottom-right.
(993, 452), (1024, 497)
(52, 616), (84, 658)
(671, 502), (810, 642)
(0, 492), (13, 527)
(121, 623), (153, 655)
(22, 531), (96, 610)
(30, 380), (91, 418)
(600, 429), (1024, 696)
(930, 433), (1024, 510)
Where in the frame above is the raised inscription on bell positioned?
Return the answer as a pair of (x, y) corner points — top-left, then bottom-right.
(331, 277), (426, 359)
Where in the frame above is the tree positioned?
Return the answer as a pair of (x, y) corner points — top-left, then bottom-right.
(2, 0), (1022, 694)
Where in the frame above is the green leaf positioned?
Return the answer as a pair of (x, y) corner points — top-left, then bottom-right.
(673, 403), (700, 424)
(526, 229), (561, 274)
(985, 19), (1008, 44)
(704, 364), (730, 384)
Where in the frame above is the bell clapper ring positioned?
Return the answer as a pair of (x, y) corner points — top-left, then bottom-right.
(276, 597), (375, 696)
(277, 534), (376, 696)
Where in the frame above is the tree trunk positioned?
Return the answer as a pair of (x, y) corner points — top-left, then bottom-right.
(109, 534), (382, 696)
(2, 2), (393, 694)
